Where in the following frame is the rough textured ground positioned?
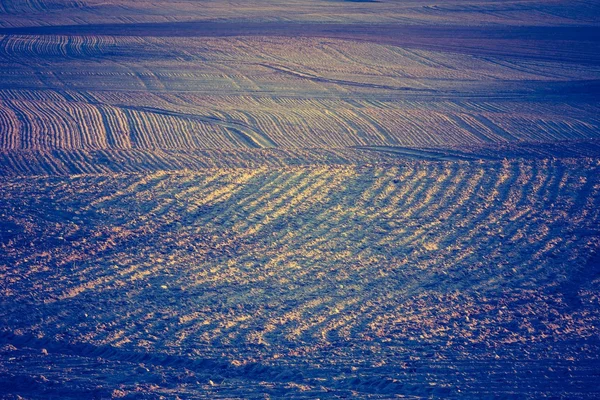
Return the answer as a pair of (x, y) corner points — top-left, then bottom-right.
(1, 1), (599, 398)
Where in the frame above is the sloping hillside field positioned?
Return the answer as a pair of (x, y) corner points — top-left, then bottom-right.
(1, 1), (600, 398)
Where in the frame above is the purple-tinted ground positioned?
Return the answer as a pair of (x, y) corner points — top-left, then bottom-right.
(1, 1), (600, 398)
